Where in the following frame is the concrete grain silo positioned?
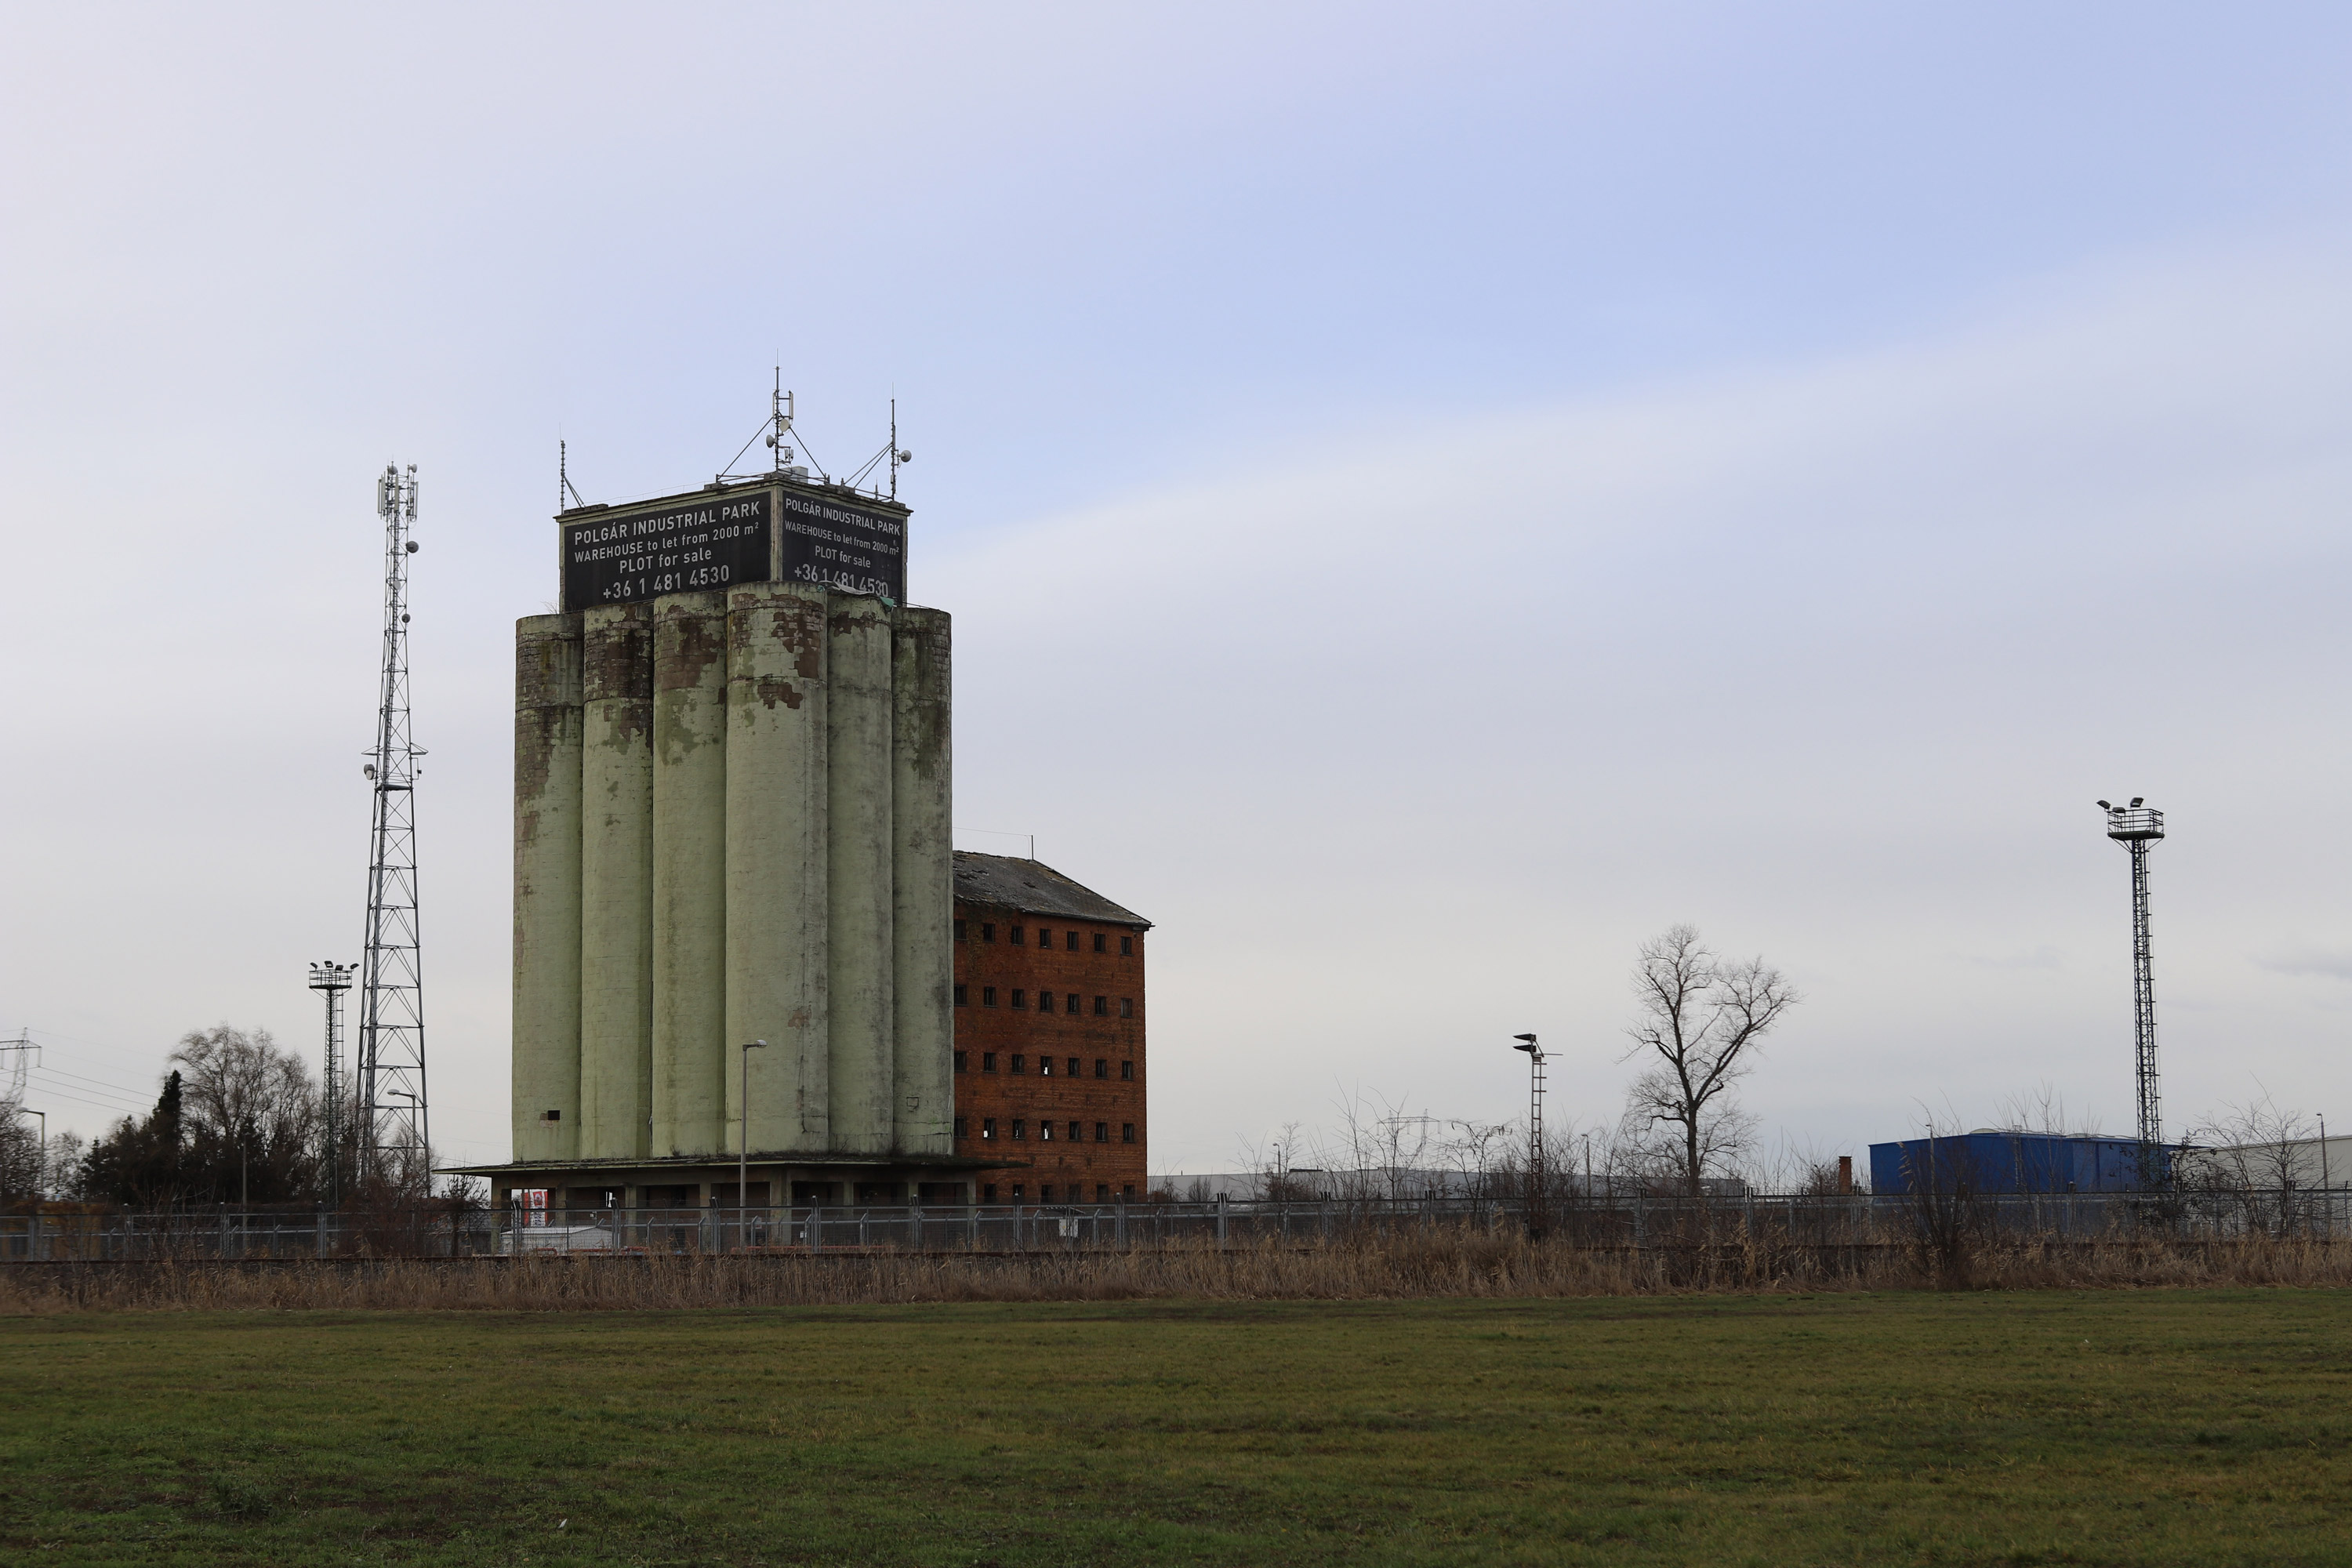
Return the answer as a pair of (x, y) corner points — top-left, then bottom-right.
(474, 476), (975, 1214)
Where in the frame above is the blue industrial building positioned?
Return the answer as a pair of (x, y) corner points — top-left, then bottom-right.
(1868, 1132), (2165, 1195)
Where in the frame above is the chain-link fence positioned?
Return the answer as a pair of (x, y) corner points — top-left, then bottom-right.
(5, 1186), (2347, 1261)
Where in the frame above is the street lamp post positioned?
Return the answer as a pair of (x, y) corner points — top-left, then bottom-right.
(739, 1040), (768, 1246)
(1512, 1033), (1546, 1241)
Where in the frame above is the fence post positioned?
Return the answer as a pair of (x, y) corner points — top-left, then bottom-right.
(1216, 1196), (1229, 1248)
(808, 1204), (823, 1254)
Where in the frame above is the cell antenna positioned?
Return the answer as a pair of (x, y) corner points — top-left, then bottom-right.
(2100, 799), (2165, 1154)
(359, 464), (430, 1195)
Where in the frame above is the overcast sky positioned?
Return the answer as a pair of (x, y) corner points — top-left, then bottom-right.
(5, 4), (2351, 1173)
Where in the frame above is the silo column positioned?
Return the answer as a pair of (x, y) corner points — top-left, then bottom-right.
(891, 608), (953, 1156)
(513, 613), (583, 1162)
(725, 584), (830, 1156)
(827, 595), (896, 1155)
(652, 590), (729, 1158)
(579, 602), (655, 1160)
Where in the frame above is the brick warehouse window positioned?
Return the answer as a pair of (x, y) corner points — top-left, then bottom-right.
(1040, 1185), (1054, 1202)
(1122, 1123), (1136, 1143)
(1068, 1120), (1082, 1142)
(1120, 935), (1132, 956)
(954, 1116), (968, 1138)
(1094, 1121), (1109, 1142)
(1010, 925), (1024, 946)
(953, 1051), (967, 1073)
(982, 923), (996, 942)
(1011, 989), (1026, 1009)
(1011, 1054), (1025, 1074)
(982, 1052), (996, 1072)
(954, 919), (967, 940)
(1066, 993), (1080, 1013)
(1097, 1183), (1112, 1200)
(1121, 1061), (1134, 1081)
(1093, 996), (1107, 1015)
(983, 1184), (997, 1201)
(1094, 1059), (1107, 1079)
(1011, 1119), (1026, 1140)
(1036, 927), (1051, 946)
(1120, 998), (1133, 1018)
(1040, 1056), (1054, 1076)
(1067, 931), (1080, 951)
(953, 984), (967, 1007)
(1011, 1184), (1025, 1201)
(1067, 1057), (1080, 1076)
(1094, 932), (1106, 953)
(982, 1118), (996, 1140)
(982, 986), (997, 1007)
(1038, 991), (1054, 1014)
(1040, 1120), (1054, 1141)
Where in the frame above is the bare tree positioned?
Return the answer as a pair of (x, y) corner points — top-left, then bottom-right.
(2183, 1097), (2319, 1236)
(1619, 924), (1799, 1200)
(0, 1091), (42, 1201)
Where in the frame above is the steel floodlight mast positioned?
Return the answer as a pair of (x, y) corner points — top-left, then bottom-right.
(2098, 797), (2165, 1152)
(307, 961), (354, 1207)
(359, 464), (428, 1193)
(1512, 1033), (1546, 1240)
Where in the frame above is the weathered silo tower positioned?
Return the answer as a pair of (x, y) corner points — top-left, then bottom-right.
(470, 447), (973, 1214)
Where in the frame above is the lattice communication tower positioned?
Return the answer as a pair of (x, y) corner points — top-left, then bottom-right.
(360, 465), (428, 1190)
(2099, 798), (2165, 1149)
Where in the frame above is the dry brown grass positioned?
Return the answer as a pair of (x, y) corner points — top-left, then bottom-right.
(4, 1224), (2350, 1312)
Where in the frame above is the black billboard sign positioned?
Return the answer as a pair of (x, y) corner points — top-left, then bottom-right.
(561, 492), (773, 611)
(779, 489), (906, 602)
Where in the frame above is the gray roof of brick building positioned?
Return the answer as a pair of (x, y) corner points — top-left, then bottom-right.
(951, 851), (1152, 929)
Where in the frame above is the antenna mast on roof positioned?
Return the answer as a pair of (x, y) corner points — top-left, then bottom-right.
(559, 439), (584, 511)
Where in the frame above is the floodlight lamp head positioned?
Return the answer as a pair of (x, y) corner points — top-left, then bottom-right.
(2130, 797), (2144, 808)
(2097, 800), (2112, 810)
(1513, 1033), (1537, 1044)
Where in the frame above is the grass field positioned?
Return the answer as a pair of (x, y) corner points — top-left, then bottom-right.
(2, 1289), (2347, 1566)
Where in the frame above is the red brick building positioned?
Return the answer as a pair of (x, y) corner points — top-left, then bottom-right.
(951, 852), (1149, 1202)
